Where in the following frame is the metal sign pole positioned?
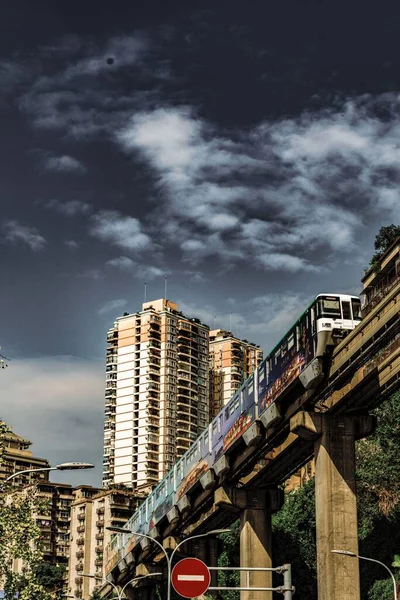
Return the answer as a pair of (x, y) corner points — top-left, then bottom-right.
(283, 563), (294, 599)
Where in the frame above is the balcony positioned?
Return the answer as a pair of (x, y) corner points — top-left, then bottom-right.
(95, 533), (104, 540)
(96, 507), (105, 515)
(76, 537), (85, 546)
(96, 520), (104, 528)
(147, 381), (160, 391)
(75, 577), (83, 585)
(76, 550), (84, 559)
(95, 545), (104, 553)
(75, 563), (84, 572)
(77, 525), (85, 534)
(95, 558), (103, 567)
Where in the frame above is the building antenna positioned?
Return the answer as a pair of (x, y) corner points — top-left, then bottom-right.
(229, 310), (232, 332)
(144, 281), (147, 303)
(213, 314), (216, 329)
(165, 275), (168, 300)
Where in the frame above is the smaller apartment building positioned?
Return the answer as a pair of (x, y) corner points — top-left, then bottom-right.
(0, 429), (50, 487)
(68, 487), (145, 600)
(209, 329), (263, 418)
(7, 481), (74, 594)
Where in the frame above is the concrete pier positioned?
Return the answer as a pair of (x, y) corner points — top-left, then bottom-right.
(215, 486), (283, 600)
(291, 411), (376, 600)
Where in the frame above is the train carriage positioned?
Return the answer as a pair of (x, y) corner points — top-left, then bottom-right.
(259, 293), (361, 412)
(109, 292), (362, 569)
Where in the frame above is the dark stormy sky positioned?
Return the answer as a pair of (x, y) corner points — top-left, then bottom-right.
(1, 0), (400, 486)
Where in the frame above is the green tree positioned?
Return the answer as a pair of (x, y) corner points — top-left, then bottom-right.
(369, 224), (400, 270)
(0, 421), (55, 600)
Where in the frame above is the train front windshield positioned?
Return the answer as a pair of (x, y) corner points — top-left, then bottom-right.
(317, 297), (341, 318)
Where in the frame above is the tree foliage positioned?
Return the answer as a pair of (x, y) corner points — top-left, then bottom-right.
(369, 224), (400, 270)
(0, 421), (57, 600)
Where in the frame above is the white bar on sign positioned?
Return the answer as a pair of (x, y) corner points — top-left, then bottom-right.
(177, 575), (205, 581)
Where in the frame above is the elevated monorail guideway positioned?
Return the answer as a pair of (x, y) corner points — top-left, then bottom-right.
(105, 260), (400, 600)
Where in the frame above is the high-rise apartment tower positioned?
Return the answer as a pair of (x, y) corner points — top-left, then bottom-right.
(103, 299), (209, 492)
(209, 329), (263, 418)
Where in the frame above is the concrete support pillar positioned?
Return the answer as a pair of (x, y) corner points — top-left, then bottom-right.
(290, 411), (376, 600)
(240, 489), (275, 600)
(214, 486), (283, 600)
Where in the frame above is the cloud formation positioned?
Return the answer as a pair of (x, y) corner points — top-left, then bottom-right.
(179, 291), (307, 351)
(2, 220), (46, 251)
(98, 298), (128, 316)
(45, 199), (92, 216)
(0, 356), (104, 486)
(43, 154), (86, 173)
(90, 210), (152, 251)
(105, 256), (166, 279)
(117, 95), (400, 272)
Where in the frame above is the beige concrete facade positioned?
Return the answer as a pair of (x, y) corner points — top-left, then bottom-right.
(6, 481), (74, 595)
(103, 299), (210, 492)
(209, 330), (263, 417)
(68, 487), (145, 599)
(0, 429), (50, 487)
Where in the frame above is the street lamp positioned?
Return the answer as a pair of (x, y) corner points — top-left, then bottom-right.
(107, 525), (230, 600)
(82, 571), (162, 599)
(331, 550), (398, 600)
(3, 462), (94, 485)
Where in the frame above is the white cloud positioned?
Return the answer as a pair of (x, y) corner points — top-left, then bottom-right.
(117, 95), (400, 272)
(44, 154), (86, 173)
(0, 356), (104, 486)
(105, 256), (135, 270)
(257, 253), (320, 273)
(105, 256), (167, 280)
(98, 298), (128, 316)
(45, 199), (92, 216)
(180, 292), (308, 352)
(2, 220), (46, 251)
(77, 269), (104, 280)
(90, 210), (152, 251)
(64, 34), (149, 78)
(64, 239), (79, 249)
(17, 33), (154, 139)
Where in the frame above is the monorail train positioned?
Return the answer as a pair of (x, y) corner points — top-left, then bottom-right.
(106, 293), (362, 571)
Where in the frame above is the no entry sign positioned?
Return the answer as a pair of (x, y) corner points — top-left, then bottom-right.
(171, 557), (211, 598)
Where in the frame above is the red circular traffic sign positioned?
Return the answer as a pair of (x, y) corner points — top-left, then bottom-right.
(171, 557), (211, 598)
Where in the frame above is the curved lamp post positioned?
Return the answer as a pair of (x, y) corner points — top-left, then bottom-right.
(82, 571), (162, 599)
(2, 462), (94, 485)
(107, 525), (230, 600)
(332, 550), (398, 600)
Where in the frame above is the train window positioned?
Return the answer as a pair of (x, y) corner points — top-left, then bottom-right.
(275, 350), (280, 364)
(259, 365), (265, 382)
(229, 402), (236, 416)
(204, 432), (209, 445)
(318, 297), (341, 316)
(288, 333), (295, 350)
(248, 380), (254, 394)
(281, 341), (287, 357)
(342, 301), (351, 320)
(234, 397), (240, 411)
(352, 298), (362, 320)
(311, 307), (316, 333)
(212, 421), (217, 435)
(296, 326), (300, 351)
(225, 406), (230, 419)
